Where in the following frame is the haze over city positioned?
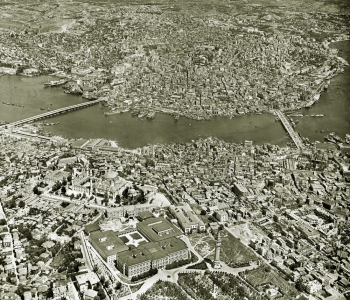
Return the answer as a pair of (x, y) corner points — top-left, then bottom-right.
(0, 0), (349, 300)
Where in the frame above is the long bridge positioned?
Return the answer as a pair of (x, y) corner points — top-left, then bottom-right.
(2, 99), (102, 128)
(274, 110), (304, 149)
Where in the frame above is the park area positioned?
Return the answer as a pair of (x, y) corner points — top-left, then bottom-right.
(243, 265), (300, 299)
(210, 229), (259, 266)
(178, 272), (264, 300)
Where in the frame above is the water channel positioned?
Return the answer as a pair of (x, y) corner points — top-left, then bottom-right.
(0, 41), (349, 149)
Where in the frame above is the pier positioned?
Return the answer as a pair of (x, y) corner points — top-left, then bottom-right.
(2, 99), (102, 128)
(274, 110), (304, 149)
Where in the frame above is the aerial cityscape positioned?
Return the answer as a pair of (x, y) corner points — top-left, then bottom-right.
(0, 0), (349, 300)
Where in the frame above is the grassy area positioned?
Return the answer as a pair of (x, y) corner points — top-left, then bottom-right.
(130, 232), (142, 240)
(178, 272), (264, 300)
(120, 236), (129, 243)
(244, 266), (299, 299)
(140, 280), (190, 300)
(216, 229), (260, 266)
(51, 253), (65, 267)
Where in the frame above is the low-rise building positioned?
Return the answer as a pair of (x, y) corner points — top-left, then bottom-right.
(169, 204), (205, 233)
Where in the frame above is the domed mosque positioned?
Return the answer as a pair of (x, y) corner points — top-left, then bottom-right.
(93, 166), (132, 205)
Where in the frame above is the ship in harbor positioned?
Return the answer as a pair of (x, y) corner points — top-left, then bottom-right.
(104, 109), (121, 115)
(146, 111), (156, 119)
(44, 79), (68, 87)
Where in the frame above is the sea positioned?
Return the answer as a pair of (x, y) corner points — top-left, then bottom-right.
(0, 41), (349, 149)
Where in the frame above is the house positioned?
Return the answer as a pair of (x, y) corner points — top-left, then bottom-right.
(214, 210), (228, 222)
(84, 289), (98, 300)
(76, 272), (100, 292)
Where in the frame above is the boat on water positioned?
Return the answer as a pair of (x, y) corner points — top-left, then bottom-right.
(146, 111), (156, 119)
(289, 113), (303, 117)
(138, 112), (147, 118)
(311, 114), (324, 117)
(44, 79), (68, 87)
(104, 110), (121, 115)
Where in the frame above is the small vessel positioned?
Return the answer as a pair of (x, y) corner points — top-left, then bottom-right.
(44, 79), (68, 87)
(104, 110), (121, 115)
(138, 111), (147, 118)
(147, 111), (156, 119)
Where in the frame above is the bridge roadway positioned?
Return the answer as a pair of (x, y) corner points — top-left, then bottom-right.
(2, 99), (101, 128)
(274, 110), (304, 149)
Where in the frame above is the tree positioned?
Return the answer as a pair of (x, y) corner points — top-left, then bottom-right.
(70, 194), (74, 200)
(33, 186), (41, 195)
(61, 186), (66, 195)
(122, 188), (129, 199)
(200, 210), (207, 215)
(18, 200), (25, 208)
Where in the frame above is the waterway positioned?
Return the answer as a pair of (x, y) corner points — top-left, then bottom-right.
(0, 40), (349, 149)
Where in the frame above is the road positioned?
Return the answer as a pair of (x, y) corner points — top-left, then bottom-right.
(79, 231), (93, 272)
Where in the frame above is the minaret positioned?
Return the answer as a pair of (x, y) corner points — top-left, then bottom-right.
(214, 230), (222, 269)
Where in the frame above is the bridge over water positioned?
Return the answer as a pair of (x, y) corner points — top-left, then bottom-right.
(2, 99), (102, 128)
(274, 110), (304, 149)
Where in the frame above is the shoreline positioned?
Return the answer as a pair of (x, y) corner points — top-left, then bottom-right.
(1, 40), (349, 122)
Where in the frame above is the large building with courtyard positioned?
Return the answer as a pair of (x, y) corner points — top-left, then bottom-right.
(88, 216), (189, 278)
(89, 230), (129, 263)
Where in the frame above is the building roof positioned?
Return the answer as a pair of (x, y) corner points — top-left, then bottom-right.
(89, 230), (128, 260)
(103, 170), (118, 180)
(136, 217), (182, 242)
(118, 237), (187, 267)
(138, 211), (154, 220)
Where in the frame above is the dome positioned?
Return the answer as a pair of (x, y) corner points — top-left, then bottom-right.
(103, 170), (117, 180)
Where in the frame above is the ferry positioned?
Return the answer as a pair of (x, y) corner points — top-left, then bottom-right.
(146, 111), (156, 119)
(138, 112), (147, 118)
(104, 110), (121, 115)
(44, 79), (68, 87)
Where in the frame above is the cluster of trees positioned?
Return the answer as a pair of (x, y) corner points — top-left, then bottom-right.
(17, 223), (33, 240)
(120, 186), (146, 205)
(165, 256), (194, 270)
(187, 261), (207, 270)
(140, 280), (189, 300)
(4, 194), (25, 210)
(131, 268), (158, 282)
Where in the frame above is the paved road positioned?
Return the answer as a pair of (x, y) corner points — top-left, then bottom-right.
(79, 231), (93, 272)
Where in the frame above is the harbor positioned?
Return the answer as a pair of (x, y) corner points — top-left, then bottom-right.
(0, 40), (349, 149)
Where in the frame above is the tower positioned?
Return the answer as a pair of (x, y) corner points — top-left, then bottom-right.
(214, 230), (222, 269)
